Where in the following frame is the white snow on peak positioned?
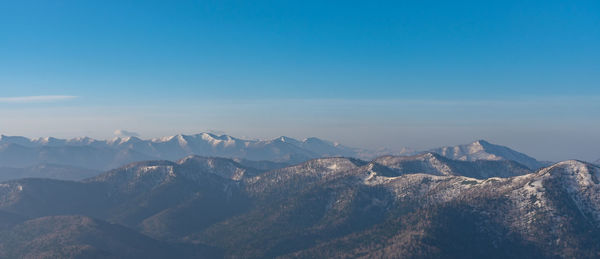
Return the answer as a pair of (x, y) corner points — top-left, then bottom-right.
(551, 160), (599, 187)
(69, 137), (95, 144)
(119, 137), (132, 144)
(429, 139), (544, 170)
(513, 163), (586, 228)
(197, 133), (237, 147)
(176, 134), (188, 147)
(514, 160), (600, 224)
(34, 137), (51, 144)
(156, 135), (176, 142)
(200, 132), (216, 141)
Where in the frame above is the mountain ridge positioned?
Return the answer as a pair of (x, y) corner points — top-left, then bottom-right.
(0, 133), (367, 170)
(0, 155), (598, 258)
(428, 139), (548, 169)
(1, 134), (551, 183)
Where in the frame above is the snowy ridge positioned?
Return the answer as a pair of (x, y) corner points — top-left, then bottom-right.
(89, 160), (178, 194)
(0, 133), (378, 170)
(177, 155), (255, 181)
(257, 157), (365, 181)
(372, 152), (531, 179)
(1, 155), (600, 257)
(245, 157), (367, 194)
(374, 152), (455, 176)
(0, 134), (554, 176)
(360, 159), (600, 235)
(429, 140), (546, 170)
(87, 156), (258, 194)
(368, 173), (484, 204)
(502, 160), (600, 240)
(539, 161), (600, 223)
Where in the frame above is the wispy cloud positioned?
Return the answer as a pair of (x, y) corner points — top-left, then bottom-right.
(0, 95), (78, 103)
(113, 129), (140, 137)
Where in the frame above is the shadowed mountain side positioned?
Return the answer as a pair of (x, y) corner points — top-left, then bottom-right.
(0, 164), (100, 182)
(0, 155), (597, 258)
(0, 142), (155, 171)
(0, 215), (221, 258)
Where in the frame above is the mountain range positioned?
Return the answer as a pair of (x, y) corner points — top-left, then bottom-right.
(0, 151), (599, 258)
(1, 133), (551, 176)
(1, 133), (597, 257)
(0, 133), (365, 171)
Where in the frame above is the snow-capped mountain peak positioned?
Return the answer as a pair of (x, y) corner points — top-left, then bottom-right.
(119, 136), (143, 144)
(429, 139), (546, 170)
(67, 137), (96, 145)
(32, 136), (66, 146)
(542, 160), (600, 187)
(274, 136), (302, 145)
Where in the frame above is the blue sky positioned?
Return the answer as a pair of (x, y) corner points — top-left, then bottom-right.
(1, 0), (599, 161)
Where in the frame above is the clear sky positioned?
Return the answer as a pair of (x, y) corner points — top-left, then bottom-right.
(1, 0), (599, 162)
